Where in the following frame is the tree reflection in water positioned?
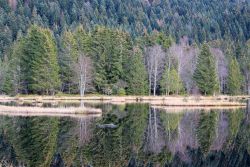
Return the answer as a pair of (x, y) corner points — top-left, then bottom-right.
(0, 103), (250, 167)
(144, 107), (166, 154)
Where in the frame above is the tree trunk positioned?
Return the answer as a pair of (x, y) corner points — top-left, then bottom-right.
(153, 60), (158, 96)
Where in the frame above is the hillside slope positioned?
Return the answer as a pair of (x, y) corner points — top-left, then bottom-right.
(0, 0), (249, 57)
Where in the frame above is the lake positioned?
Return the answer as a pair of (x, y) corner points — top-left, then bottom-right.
(0, 102), (250, 167)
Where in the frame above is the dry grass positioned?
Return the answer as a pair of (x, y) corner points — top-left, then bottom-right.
(0, 105), (102, 116)
(0, 111), (102, 118)
(0, 95), (248, 106)
(153, 105), (246, 113)
(0, 95), (247, 117)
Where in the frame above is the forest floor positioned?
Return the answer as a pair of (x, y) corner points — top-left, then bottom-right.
(0, 95), (248, 107)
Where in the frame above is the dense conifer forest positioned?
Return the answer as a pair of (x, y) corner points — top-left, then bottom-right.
(0, 0), (249, 96)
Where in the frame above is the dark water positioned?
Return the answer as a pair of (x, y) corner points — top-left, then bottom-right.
(0, 103), (250, 167)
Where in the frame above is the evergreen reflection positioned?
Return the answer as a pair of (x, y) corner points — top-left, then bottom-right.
(0, 103), (250, 167)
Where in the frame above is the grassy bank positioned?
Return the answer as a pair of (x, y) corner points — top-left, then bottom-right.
(0, 104), (102, 117)
(0, 95), (248, 107)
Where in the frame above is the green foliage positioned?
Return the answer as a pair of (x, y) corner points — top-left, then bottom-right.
(193, 43), (219, 95)
(21, 25), (61, 94)
(117, 88), (126, 96)
(196, 111), (217, 154)
(84, 104), (148, 166)
(60, 25), (93, 95)
(56, 118), (79, 166)
(91, 26), (132, 94)
(3, 38), (24, 95)
(227, 109), (244, 145)
(74, 25), (92, 55)
(160, 112), (183, 134)
(1, 0), (249, 60)
(1, 105), (250, 166)
(228, 57), (243, 95)
(59, 30), (78, 93)
(0, 0), (249, 96)
(0, 1), (249, 96)
(4, 117), (59, 166)
(126, 48), (148, 95)
(0, 59), (9, 94)
(160, 67), (184, 95)
(142, 32), (173, 49)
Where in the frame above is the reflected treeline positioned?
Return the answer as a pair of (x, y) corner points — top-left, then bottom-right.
(0, 116), (59, 166)
(0, 103), (250, 167)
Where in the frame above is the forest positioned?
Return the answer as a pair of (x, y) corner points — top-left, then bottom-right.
(0, 0), (249, 96)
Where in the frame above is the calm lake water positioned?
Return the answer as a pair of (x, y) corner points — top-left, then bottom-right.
(0, 103), (250, 167)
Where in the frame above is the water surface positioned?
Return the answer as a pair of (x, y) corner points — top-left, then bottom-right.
(0, 103), (250, 167)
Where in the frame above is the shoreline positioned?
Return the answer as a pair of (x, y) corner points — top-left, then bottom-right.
(0, 95), (248, 107)
(152, 105), (246, 112)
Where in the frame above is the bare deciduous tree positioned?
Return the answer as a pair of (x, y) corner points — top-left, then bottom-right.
(168, 37), (198, 94)
(145, 45), (166, 96)
(8, 0), (17, 10)
(74, 54), (93, 97)
(210, 48), (228, 93)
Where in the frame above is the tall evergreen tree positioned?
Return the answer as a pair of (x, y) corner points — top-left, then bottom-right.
(238, 40), (250, 95)
(91, 26), (131, 94)
(59, 30), (78, 93)
(74, 25), (92, 55)
(228, 57), (242, 95)
(126, 47), (148, 95)
(21, 25), (60, 94)
(2, 39), (24, 95)
(193, 43), (219, 95)
(0, 59), (9, 94)
(91, 27), (109, 93)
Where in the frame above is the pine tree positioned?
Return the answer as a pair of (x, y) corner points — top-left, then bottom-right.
(59, 30), (78, 93)
(0, 59), (8, 94)
(193, 43), (219, 95)
(91, 26), (131, 94)
(107, 30), (124, 84)
(42, 28), (61, 94)
(74, 25), (92, 55)
(91, 27), (109, 93)
(2, 39), (24, 95)
(228, 58), (242, 95)
(238, 40), (250, 95)
(126, 48), (148, 95)
(21, 25), (60, 94)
